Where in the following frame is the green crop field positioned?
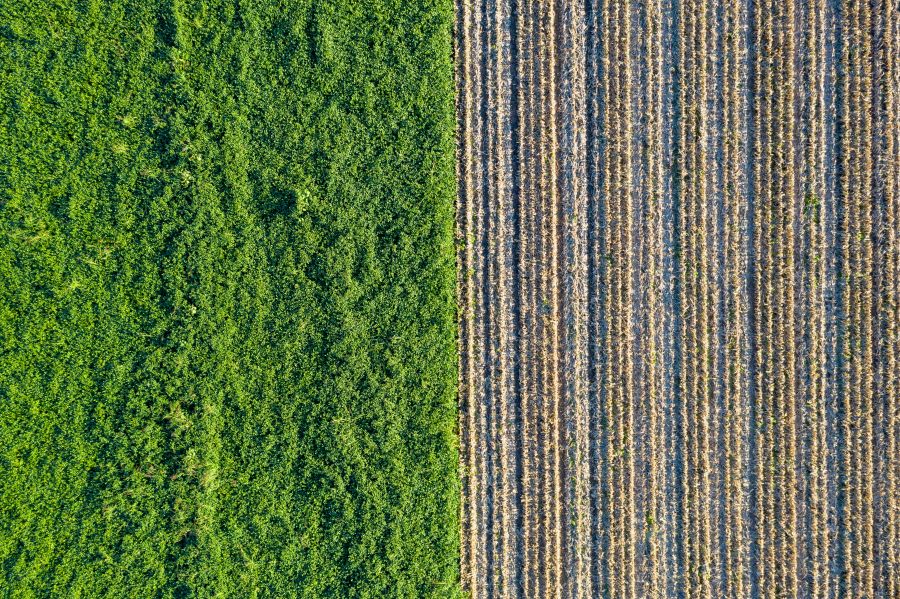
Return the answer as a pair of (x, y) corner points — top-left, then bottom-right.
(0, 0), (459, 596)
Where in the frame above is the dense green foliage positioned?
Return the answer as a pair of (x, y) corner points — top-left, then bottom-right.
(0, 0), (459, 596)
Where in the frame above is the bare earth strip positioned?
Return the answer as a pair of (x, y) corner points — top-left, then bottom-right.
(455, 0), (899, 596)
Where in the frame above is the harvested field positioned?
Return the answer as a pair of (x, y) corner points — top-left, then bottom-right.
(455, 0), (899, 596)
(1, 2), (459, 595)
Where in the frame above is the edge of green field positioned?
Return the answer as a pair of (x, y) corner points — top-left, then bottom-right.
(0, 1), (460, 596)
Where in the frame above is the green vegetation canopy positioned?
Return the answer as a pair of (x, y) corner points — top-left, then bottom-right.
(0, 0), (459, 596)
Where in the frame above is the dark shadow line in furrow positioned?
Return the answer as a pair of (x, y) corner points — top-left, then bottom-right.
(584, 0), (606, 594)
(821, 1), (845, 593)
(744, 0), (761, 595)
(658, 0), (680, 594)
(551, 1), (570, 593)
(668, 0), (686, 591)
(795, 3), (809, 590)
(871, 1), (896, 590)
(478, 0), (495, 593)
(870, 0), (889, 578)
(633, 3), (655, 593)
(508, 0), (525, 594)
(532, 2), (549, 590)
(828, 0), (849, 591)
(737, 0), (754, 592)
(487, 0), (514, 591)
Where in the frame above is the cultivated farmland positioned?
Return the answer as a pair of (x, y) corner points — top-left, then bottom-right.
(456, 0), (899, 597)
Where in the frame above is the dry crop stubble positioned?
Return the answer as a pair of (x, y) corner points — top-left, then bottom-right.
(456, 0), (899, 596)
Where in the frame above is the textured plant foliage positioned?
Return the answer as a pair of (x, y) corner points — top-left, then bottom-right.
(0, 0), (459, 596)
